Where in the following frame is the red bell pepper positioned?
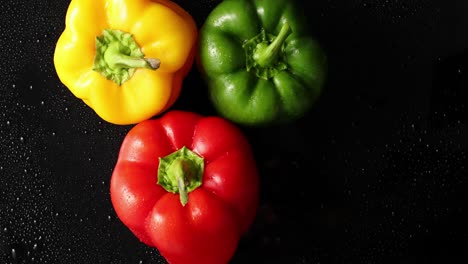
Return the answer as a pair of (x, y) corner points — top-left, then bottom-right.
(110, 110), (259, 264)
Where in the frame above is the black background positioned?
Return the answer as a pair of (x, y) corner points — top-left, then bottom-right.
(1, 0), (468, 263)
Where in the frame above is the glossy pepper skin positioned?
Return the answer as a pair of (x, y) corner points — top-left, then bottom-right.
(197, 0), (327, 126)
(54, 0), (197, 125)
(110, 110), (259, 264)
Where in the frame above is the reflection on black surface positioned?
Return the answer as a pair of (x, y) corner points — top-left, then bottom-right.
(429, 49), (468, 129)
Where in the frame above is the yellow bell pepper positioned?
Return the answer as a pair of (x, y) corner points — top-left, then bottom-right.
(53, 0), (198, 125)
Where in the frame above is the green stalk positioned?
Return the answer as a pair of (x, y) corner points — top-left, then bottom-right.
(253, 23), (292, 67)
(104, 42), (160, 70)
(157, 146), (204, 206)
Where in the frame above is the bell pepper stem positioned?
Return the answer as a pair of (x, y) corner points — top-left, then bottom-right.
(104, 42), (160, 70)
(93, 29), (160, 85)
(254, 23), (292, 67)
(157, 146), (204, 207)
(174, 159), (189, 206)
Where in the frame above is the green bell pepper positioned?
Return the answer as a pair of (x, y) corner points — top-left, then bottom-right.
(198, 0), (327, 126)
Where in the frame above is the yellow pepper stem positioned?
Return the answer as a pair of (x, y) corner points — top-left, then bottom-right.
(93, 29), (160, 86)
(104, 42), (160, 70)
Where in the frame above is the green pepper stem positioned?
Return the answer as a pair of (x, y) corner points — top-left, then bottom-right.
(104, 42), (160, 70)
(253, 23), (292, 67)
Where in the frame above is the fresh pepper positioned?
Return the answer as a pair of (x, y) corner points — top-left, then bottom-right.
(197, 0), (327, 126)
(54, 0), (197, 125)
(110, 110), (259, 264)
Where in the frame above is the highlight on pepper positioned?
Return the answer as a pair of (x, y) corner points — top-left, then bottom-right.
(53, 0), (198, 125)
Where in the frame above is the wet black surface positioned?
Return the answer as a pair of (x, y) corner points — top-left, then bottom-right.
(1, 0), (468, 263)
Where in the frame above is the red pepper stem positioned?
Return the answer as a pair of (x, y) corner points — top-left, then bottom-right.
(174, 159), (189, 206)
(253, 23), (292, 67)
(157, 146), (204, 207)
